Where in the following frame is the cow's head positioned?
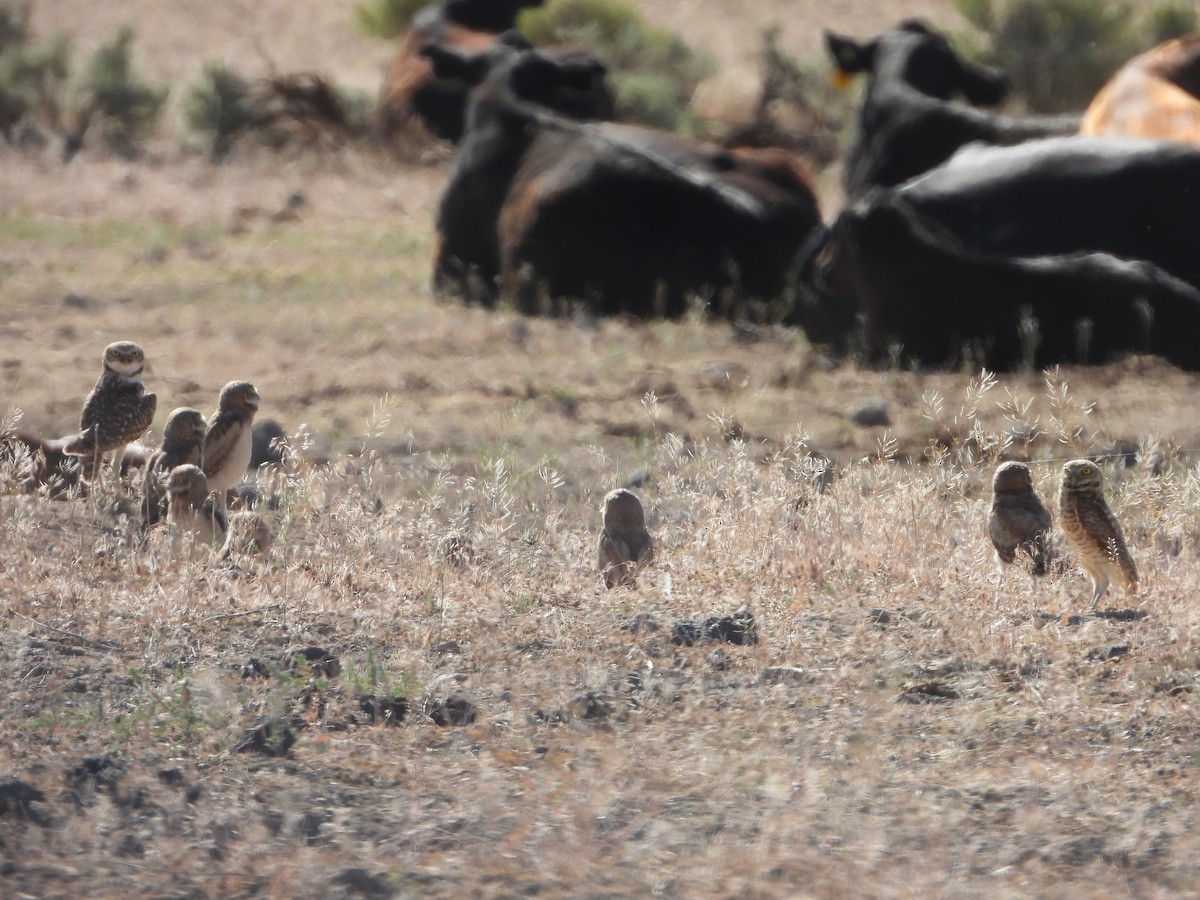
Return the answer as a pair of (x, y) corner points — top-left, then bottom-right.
(442, 0), (547, 33)
(422, 32), (608, 127)
(826, 20), (1010, 107)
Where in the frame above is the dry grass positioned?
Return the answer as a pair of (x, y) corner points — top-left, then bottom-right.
(4, 2), (1200, 898)
(5, 177), (1200, 897)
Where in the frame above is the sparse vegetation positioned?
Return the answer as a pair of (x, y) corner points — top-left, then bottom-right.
(956, 0), (1200, 112)
(519, 0), (714, 130)
(352, 0), (430, 40)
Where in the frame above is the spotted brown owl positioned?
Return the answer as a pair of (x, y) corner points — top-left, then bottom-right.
(141, 407), (208, 531)
(203, 381), (260, 511)
(166, 464), (227, 547)
(64, 341), (157, 480)
(988, 461), (1052, 576)
(597, 488), (654, 588)
(1058, 459), (1139, 608)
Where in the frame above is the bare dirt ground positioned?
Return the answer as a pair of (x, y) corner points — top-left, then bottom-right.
(5, 2), (1200, 899)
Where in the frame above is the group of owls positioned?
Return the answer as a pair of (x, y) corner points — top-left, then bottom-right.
(52, 345), (1140, 595)
(989, 458), (1139, 607)
(599, 459), (1140, 609)
(62, 340), (268, 556)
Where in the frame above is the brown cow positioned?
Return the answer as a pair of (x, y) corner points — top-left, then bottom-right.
(377, 0), (612, 143)
(1081, 33), (1200, 145)
(427, 36), (822, 319)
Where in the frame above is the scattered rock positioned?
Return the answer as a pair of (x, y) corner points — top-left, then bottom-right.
(241, 657), (271, 679)
(1085, 643), (1131, 662)
(707, 648), (733, 671)
(156, 768), (185, 787)
(625, 469), (652, 489)
(850, 401), (891, 427)
(64, 755), (120, 798)
(625, 612), (659, 635)
(233, 716), (296, 756)
(671, 620), (704, 647)
(358, 694), (409, 726)
(297, 809), (332, 845)
(424, 694), (477, 727)
(284, 647), (341, 679)
(0, 780), (47, 822)
(329, 867), (396, 899)
(757, 666), (812, 686)
(867, 608), (892, 625)
(430, 640), (462, 655)
(706, 611), (758, 645)
(566, 692), (611, 721)
(898, 681), (959, 703)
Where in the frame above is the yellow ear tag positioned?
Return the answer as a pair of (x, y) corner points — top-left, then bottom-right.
(831, 68), (853, 90)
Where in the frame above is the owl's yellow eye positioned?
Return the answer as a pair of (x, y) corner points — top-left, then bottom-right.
(1082, 466), (1093, 475)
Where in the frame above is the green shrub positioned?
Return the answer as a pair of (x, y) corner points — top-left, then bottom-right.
(956, 0), (1200, 113)
(78, 25), (167, 152)
(353, 0), (429, 40)
(184, 62), (255, 160)
(1145, 3), (1198, 44)
(519, 0), (712, 130)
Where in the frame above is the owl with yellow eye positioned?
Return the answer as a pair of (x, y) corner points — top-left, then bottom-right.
(1058, 459), (1138, 608)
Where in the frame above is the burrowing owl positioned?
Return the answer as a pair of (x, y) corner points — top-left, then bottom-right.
(141, 407), (208, 531)
(988, 461), (1052, 576)
(220, 511), (274, 560)
(64, 341), (157, 480)
(166, 464), (227, 547)
(1059, 459), (1139, 608)
(597, 488), (654, 588)
(203, 381), (260, 511)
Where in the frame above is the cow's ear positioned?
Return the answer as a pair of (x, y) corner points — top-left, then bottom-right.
(825, 31), (874, 75)
(421, 44), (488, 85)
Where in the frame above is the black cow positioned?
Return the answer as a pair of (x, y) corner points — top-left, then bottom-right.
(801, 190), (1200, 371)
(427, 36), (823, 318)
(899, 136), (1200, 289)
(377, 0), (612, 144)
(828, 19), (1079, 194)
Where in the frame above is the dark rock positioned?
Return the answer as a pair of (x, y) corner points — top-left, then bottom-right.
(233, 716), (296, 756)
(284, 647), (341, 679)
(241, 657), (271, 679)
(705, 611), (758, 645)
(359, 694), (409, 726)
(757, 666), (812, 685)
(0, 780), (47, 822)
(425, 694), (477, 727)
(1085, 642), (1131, 662)
(330, 867), (396, 898)
(566, 692), (611, 721)
(297, 809), (332, 845)
(850, 401), (891, 427)
(156, 768), (185, 787)
(671, 620), (703, 647)
(707, 648), (733, 671)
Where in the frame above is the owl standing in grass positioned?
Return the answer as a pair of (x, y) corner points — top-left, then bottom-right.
(203, 381), (260, 513)
(64, 341), (157, 481)
(1058, 458), (1139, 608)
(988, 461), (1052, 576)
(141, 407), (207, 531)
(597, 488), (653, 589)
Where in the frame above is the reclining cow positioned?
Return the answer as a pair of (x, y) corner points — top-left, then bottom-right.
(897, 136), (1200, 290)
(427, 35), (823, 319)
(827, 19), (1080, 194)
(1082, 32), (1200, 145)
(378, 0), (612, 144)
(799, 189), (1200, 372)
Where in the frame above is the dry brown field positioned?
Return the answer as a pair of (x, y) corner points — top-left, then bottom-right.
(4, 2), (1200, 898)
